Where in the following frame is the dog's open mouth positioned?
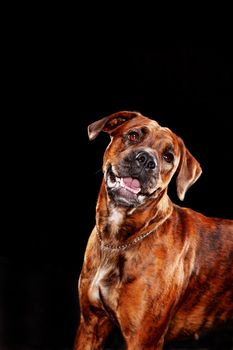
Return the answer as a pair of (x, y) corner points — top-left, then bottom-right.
(107, 168), (142, 205)
(108, 169), (141, 193)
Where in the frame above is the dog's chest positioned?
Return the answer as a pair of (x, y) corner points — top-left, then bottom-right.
(88, 259), (122, 312)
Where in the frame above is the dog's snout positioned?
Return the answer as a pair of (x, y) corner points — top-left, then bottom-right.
(136, 151), (156, 170)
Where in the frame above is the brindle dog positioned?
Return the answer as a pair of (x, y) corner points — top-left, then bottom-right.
(74, 111), (233, 350)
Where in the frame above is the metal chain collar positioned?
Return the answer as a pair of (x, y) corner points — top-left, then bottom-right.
(96, 227), (156, 251)
(96, 207), (173, 251)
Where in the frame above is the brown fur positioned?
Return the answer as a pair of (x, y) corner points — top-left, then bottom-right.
(74, 111), (233, 350)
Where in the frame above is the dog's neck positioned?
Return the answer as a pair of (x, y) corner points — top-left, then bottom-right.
(95, 181), (173, 244)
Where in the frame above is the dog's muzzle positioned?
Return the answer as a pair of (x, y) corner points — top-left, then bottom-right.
(106, 150), (158, 207)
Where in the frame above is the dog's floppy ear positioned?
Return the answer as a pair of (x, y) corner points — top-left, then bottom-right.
(176, 138), (202, 201)
(88, 111), (141, 140)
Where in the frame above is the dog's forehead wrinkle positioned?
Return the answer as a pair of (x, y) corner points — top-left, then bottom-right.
(152, 128), (174, 140)
(122, 116), (160, 130)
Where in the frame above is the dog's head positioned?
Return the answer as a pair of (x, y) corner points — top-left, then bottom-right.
(88, 111), (202, 208)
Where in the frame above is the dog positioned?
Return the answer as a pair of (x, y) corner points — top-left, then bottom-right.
(74, 111), (233, 350)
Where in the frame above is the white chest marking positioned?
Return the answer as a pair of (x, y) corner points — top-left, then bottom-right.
(108, 208), (124, 232)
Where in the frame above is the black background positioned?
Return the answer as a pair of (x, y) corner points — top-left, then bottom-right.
(1, 36), (233, 350)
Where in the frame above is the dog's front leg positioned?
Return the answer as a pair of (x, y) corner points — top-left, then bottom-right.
(126, 338), (165, 350)
(123, 321), (166, 350)
(73, 313), (113, 350)
(118, 287), (177, 350)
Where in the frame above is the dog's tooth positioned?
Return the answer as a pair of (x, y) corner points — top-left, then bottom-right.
(120, 178), (125, 188)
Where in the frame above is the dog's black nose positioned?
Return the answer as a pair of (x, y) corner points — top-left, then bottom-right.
(136, 151), (156, 170)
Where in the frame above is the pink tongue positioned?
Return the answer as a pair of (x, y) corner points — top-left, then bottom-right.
(123, 177), (140, 190)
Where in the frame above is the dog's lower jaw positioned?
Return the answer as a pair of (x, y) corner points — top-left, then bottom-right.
(107, 182), (164, 209)
(107, 187), (145, 208)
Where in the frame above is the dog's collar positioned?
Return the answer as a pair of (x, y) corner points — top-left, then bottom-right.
(96, 226), (157, 251)
(96, 208), (172, 251)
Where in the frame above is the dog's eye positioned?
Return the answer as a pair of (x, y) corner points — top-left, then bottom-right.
(128, 131), (140, 143)
(163, 151), (174, 163)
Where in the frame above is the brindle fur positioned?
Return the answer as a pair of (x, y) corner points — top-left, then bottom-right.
(74, 111), (233, 350)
